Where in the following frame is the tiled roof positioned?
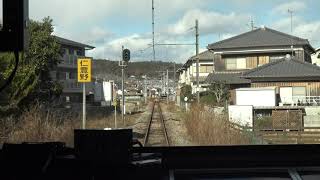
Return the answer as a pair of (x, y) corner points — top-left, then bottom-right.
(242, 57), (320, 79)
(190, 76), (209, 82)
(54, 36), (95, 49)
(206, 72), (251, 84)
(183, 50), (214, 68)
(208, 27), (314, 52)
(189, 50), (214, 60)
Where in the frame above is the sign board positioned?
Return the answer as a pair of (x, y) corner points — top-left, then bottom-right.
(113, 100), (117, 106)
(184, 97), (188, 102)
(77, 58), (92, 82)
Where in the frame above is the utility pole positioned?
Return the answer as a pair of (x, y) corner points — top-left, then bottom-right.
(288, 9), (294, 57)
(163, 72), (166, 95)
(161, 75), (163, 95)
(173, 62), (176, 103)
(121, 45), (125, 125)
(167, 69), (169, 104)
(152, 0), (155, 61)
(144, 75), (147, 103)
(113, 81), (117, 129)
(195, 19), (200, 104)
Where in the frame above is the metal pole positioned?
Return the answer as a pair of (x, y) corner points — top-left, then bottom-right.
(195, 19), (200, 104)
(82, 83), (86, 129)
(288, 9), (293, 57)
(121, 46), (125, 126)
(113, 82), (117, 129)
(115, 105), (117, 128)
(167, 69), (169, 104)
(162, 73), (165, 95)
(173, 62), (176, 103)
(144, 75), (147, 103)
(152, 0), (155, 61)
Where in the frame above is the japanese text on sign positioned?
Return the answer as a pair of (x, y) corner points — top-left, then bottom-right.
(77, 58), (91, 82)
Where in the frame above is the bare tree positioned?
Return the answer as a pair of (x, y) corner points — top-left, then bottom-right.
(208, 81), (230, 105)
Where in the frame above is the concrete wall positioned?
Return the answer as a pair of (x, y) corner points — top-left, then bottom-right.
(228, 105), (253, 127)
(304, 107), (320, 128)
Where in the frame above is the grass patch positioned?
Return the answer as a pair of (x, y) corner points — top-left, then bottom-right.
(183, 104), (254, 145)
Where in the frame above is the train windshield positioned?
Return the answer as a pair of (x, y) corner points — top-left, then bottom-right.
(0, 0), (320, 148)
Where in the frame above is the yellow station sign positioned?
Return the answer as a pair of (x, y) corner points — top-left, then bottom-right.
(77, 58), (92, 82)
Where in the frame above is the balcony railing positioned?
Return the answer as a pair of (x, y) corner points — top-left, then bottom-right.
(58, 54), (78, 68)
(280, 96), (320, 106)
(60, 80), (82, 93)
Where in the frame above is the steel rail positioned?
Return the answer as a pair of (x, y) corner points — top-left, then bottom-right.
(158, 101), (170, 146)
(143, 100), (156, 146)
(143, 100), (170, 146)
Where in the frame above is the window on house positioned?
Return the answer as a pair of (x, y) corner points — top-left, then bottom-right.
(69, 48), (74, 55)
(68, 55), (72, 64)
(237, 58), (246, 69)
(270, 55), (285, 62)
(60, 48), (66, 55)
(225, 58), (246, 70)
(76, 49), (84, 56)
(69, 72), (76, 79)
(225, 58), (237, 70)
(199, 65), (213, 73)
(65, 72), (70, 80)
(292, 86), (306, 97)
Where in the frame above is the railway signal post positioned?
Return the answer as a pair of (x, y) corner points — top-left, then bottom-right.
(119, 47), (130, 126)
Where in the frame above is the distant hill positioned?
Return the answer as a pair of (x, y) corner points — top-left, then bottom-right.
(93, 59), (182, 80)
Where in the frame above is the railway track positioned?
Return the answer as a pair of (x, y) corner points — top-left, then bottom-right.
(143, 100), (170, 146)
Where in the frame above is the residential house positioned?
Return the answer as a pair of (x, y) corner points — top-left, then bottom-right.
(311, 48), (320, 66)
(177, 50), (214, 94)
(233, 56), (320, 131)
(52, 36), (95, 105)
(206, 27), (315, 89)
(241, 56), (320, 106)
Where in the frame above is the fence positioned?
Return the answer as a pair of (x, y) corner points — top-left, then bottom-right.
(280, 96), (320, 106)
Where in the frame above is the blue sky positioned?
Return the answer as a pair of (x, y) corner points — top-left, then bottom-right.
(8, 0), (320, 63)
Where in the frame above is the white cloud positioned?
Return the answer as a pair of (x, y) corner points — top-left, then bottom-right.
(272, 17), (320, 48)
(271, 16), (303, 32)
(30, 0), (123, 26)
(79, 27), (114, 45)
(87, 32), (197, 63)
(29, 0), (214, 29)
(272, 1), (306, 15)
(166, 9), (249, 36)
(220, 33), (235, 40)
(293, 21), (320, 47)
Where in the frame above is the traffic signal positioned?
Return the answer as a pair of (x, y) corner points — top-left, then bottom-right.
(122, 49), (130, 62)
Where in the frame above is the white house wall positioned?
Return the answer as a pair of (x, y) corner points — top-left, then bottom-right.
(312, 50), (320, 66)
(236, 88), (277, 106)
(228, 105), (253, 127)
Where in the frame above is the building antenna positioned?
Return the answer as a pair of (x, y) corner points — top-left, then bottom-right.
(250, 17), (254, 30)
(247, 16), (257, 31)
(288, 9), (294, 57)
(152, 0), (155, 61)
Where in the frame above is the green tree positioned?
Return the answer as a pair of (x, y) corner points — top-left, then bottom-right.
(0, 17), (62, 108)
